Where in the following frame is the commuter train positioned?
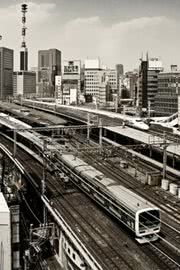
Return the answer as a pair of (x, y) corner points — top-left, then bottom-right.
(58, 154), (161, 244)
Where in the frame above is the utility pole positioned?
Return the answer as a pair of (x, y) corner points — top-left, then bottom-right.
(148, 100), (151, 120)
(99, 118), (102, 147)
(42, 140), (47, 225)
(13, 129), (17, 158)
(162, 132), (167, 179)
(0, 154), (5, 192)
(87, 113), (90, 143)
(122, 105), (126, 128)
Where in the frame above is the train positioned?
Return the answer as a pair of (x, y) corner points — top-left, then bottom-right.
(125, 118), (149, 131)
(14, 99), (150, 131)
(0, 106), (160, 244)
(58, 153), (161, 244)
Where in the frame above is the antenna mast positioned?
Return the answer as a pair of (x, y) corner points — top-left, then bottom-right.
(20, 3), (28, 71)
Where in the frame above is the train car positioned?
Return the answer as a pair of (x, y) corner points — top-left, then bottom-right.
(126, 118), (149, 131)
(59, 154), (160, 243)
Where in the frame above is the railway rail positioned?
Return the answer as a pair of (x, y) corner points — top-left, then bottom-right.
(66, 135), (180, 268)
(0, 134), (157, 270)
(1, 108), (180, 269)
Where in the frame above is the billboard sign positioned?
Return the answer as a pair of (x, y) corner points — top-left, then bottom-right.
(63, 60), (80, 74)
(148, 58), (163, 71)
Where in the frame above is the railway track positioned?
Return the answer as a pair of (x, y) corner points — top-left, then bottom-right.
(46, 169), (162, 270)
(66, 135), (180, 266)
(0, 134), (155, 270)
(73, 150), (180, 268)
(1, 126), (180, 269)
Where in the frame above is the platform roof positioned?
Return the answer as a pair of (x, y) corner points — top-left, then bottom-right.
(105, 126), (180, 157)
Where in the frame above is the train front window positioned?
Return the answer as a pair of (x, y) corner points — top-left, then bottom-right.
(139, 210), (160, 229)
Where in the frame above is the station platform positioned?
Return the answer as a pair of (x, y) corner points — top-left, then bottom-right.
(105, 125), (180, 157)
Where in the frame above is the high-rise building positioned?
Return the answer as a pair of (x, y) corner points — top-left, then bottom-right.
(61, 60), (81, 105)
(154, 65), (180, 116)
(13, 71), (36, 98)
(105, 69), (118, 94)
(138, 56), (163, 112)
(0, 47), (14, 100)
(124, 71), (138, 100)
(38, 49), (61, 96)
(84, 59), (102, 98)
(116, 64), (124, 76)
(84, 59), (119, 105)
(31, 67), (39, 93)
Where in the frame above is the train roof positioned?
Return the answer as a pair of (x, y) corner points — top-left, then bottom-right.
(62, 155), (114, 184)
(61, 154), (158, 213)
(107, 185), (156, 213)
(62, 154), (87, 167)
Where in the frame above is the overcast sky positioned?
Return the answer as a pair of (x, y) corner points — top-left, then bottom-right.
(1, 0), (180, 71)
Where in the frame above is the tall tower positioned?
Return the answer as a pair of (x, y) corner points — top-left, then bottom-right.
(20, 3), (28, 71)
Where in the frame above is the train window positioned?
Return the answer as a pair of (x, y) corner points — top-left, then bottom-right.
(72, 253), (76, 260)
(139, 210), (160, 229)
(68, 248), (71, 254)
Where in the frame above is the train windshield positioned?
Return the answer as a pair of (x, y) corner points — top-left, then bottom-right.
(139, 210), (160, 229)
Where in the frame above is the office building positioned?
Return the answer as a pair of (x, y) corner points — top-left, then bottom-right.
(105, 69), (118, 94)
(124, 71), (138, 100)
(38, 49), (61, 96)
(84, 59), (119, 105)
(0, 47), (14, 99)
(55, 75), (62, 104)
(31, 67), (39, 93)
(13, 71), (36, 97)
(61, 60), (81, 105)
(84, 59), (101, 98)
(98, 74), (110, 105)
(138, 56), (163, 112)
(154, 65), (180, 116)
(116, 64), (124, 76)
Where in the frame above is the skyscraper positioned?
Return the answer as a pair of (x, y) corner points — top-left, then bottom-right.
(138, 56), (163, 112)
(38, 49), (61, 96)
(0, 47), (14, 99)
(116, 64), (124, 76)
(154, 66), (180, 116)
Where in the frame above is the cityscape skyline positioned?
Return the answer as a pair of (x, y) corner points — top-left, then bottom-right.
(0, 0), (180, 71)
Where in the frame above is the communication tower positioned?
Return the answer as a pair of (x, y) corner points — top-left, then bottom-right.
(20, 3), (28, 71)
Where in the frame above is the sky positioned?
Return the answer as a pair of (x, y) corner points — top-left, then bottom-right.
(0, 0), (180, 71)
